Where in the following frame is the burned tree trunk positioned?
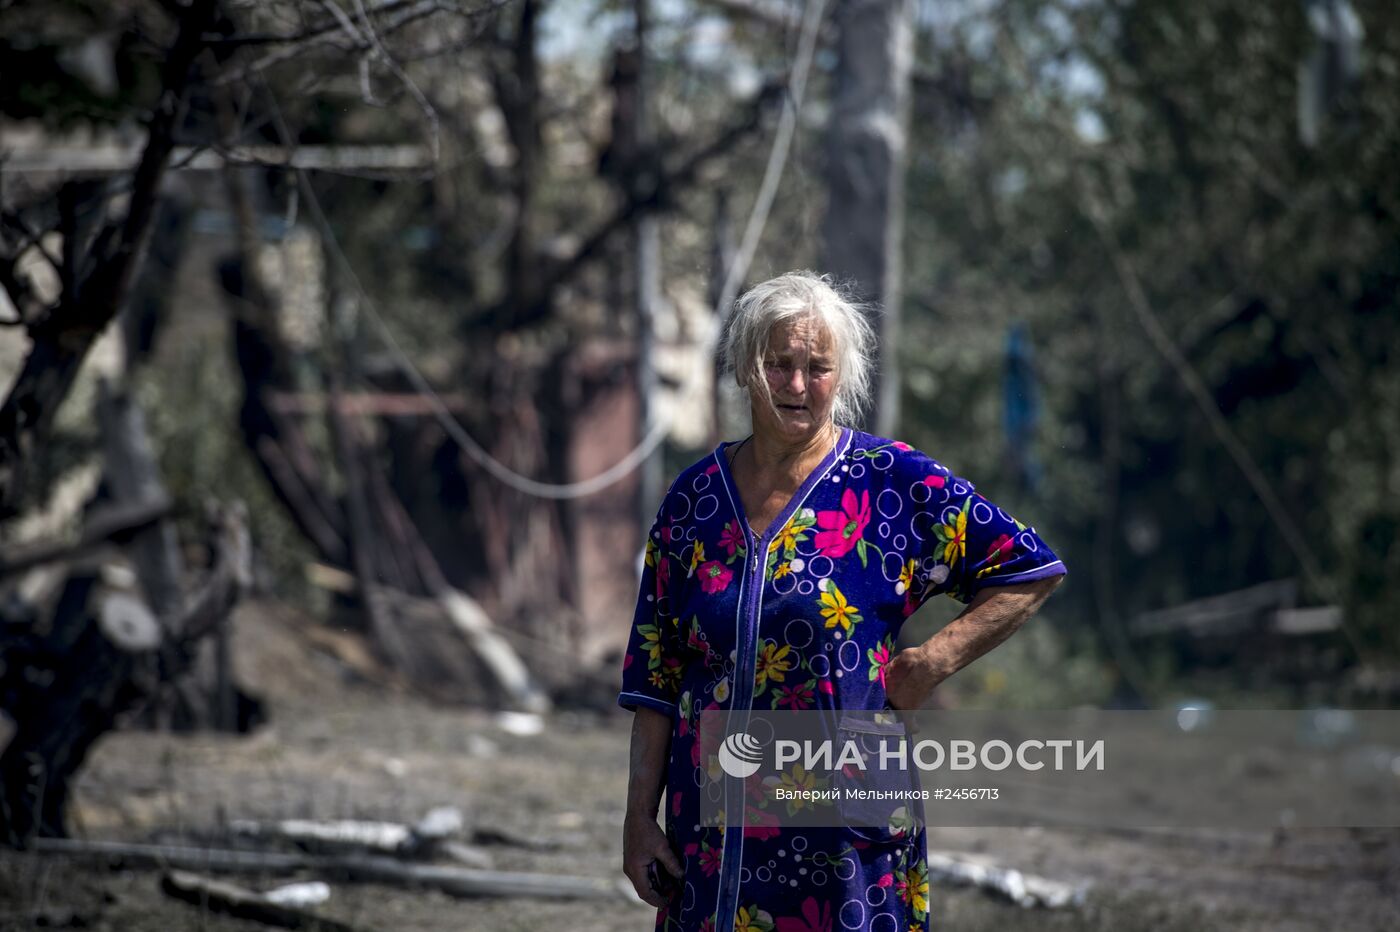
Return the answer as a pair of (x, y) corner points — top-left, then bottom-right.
(0, 575), (157, 843)
(0, 501), (251, 845)
(0, 504), (250, 845)
(0, 387), (252, 845)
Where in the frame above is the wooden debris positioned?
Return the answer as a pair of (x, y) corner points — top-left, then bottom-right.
(412, 806), (464, 841)
(97, 590), (163, 651)
(437, 841), (495, 870)
(37, 838), (631, 902)
(229, 808), (485, 864)
(924, 849), (1088, 909)
(264, 882), (332, 907)
(0, 460), (252, 843)
(221, 218), (552, 710)
(0, 568), (151, 841)
(232, 818), (414, 853)
(436, 588), (551, 715)
(160, 870), (362, 931)
(0, 494), (172, 580)
(1270, 606), (1343, 635)
(39, 837), (308, 873)
(1130, 579), (1298, 637)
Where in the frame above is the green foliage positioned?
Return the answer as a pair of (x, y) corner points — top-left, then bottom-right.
(10, 0), (1396, 690)
(900, 0), (1400, 678)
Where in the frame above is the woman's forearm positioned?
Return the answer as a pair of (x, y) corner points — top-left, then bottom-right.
(917, 575), (1064, 681)
(625, 706), (674, 822)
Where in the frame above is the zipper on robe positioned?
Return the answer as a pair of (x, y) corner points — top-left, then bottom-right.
(715, 521), (762, 932)
(710, 429), (850, 932)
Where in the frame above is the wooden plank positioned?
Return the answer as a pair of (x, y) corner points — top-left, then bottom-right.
(160, 870), (364, 932)
(1129, 579), (1299, 637)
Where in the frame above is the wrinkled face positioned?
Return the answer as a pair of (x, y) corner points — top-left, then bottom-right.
(752, 314), (839, 443)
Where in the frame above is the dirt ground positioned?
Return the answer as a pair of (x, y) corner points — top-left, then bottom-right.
(2, 600), (1397, 931)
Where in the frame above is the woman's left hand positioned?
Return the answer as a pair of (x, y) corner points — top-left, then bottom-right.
(883, 644), (946, 711)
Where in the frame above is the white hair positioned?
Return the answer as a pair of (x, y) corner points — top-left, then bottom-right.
(721, 271), (876, 427)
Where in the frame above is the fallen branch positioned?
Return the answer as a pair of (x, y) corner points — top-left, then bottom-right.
(437, 841), (495, 869)
(0, 494), (172, 580)
(232, 818), (414, 853)
(36, 838), (633, 901)
(366, 469), (550, 712)
(924, 849), (1088, 909)
(229, 807), (491, 866)
(161, 870), (363, 932)
(437, 589), (550, 714)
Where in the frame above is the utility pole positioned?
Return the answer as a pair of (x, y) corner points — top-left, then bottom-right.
(820, 0), (916, 435)
(633, 0), (664, 517)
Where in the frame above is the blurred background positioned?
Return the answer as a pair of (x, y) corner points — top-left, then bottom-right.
(1, 0), (1397, 929)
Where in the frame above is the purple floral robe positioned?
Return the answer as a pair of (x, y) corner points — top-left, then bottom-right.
(619, 428), (1067, 932)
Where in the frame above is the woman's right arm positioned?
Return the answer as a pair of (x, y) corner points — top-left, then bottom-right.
(623, 706), (684, 906)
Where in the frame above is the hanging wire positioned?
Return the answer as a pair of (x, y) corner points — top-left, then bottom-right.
(259, 0), (830, 499)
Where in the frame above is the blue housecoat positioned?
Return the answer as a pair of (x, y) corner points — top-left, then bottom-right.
(619, 428), (1067, 932)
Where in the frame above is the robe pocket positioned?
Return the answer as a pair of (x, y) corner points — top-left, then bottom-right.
(832, 712), (925, 843)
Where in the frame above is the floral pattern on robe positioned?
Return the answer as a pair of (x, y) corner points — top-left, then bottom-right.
(620, 428), (1066, 932)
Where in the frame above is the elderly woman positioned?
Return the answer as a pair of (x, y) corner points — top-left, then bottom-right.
(619, 272), (1066, 932)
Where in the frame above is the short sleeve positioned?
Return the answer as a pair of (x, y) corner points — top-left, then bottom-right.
(906, 454), (1066, 608)
(617, 494), (687, 714)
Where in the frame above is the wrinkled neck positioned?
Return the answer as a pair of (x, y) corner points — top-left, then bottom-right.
(743, 420), (840, 488)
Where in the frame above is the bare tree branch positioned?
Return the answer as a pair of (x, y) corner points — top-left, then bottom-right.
(493, 79), (784, 331)
(0, 495), (174, 580)
(202, 0), (435, 47)
(345, 0), (443, 162)
(0, 0), (221, 517)
(208, 0), (507, 87)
